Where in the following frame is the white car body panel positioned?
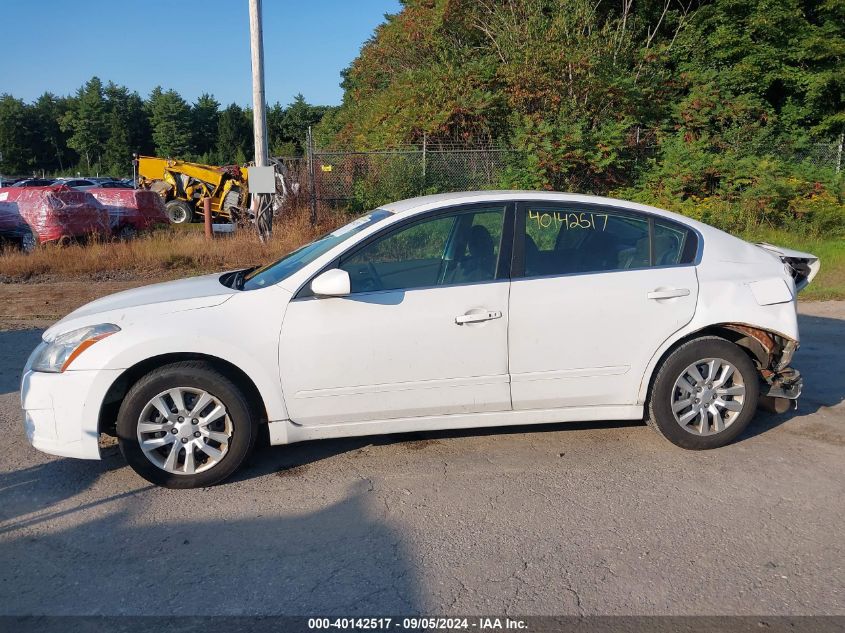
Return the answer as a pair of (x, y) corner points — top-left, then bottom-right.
(509, 265), (698, 409)
(280, 281), (511, 425)
(68, 284), (292, 420)
(19, 191), (816, 463)
(21, 368), (121, 459)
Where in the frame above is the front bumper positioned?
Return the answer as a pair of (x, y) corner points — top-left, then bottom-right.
(20, 368), (121, 460)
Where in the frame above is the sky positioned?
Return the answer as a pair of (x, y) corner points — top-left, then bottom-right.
(3, 0), (402, 107)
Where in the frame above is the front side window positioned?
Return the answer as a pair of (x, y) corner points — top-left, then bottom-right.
(521, 205), (697, 277)
(241, 210), (393, 290)
(339, 206), (506, 293)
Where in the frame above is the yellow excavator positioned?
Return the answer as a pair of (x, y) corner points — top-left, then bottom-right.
(136, 156), (250, 224)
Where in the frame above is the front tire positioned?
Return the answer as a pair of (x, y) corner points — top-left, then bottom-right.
(117, 361), (258, 488)
(165, 199), (194, 224)
(647, 337), (760, 450)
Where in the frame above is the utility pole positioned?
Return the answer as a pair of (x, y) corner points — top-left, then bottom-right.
(249, 0), (272, 239)
(307, 126), (318, 227)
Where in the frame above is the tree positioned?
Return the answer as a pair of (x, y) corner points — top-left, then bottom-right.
(192, 93), (220, 159)
(147, 87), (194, 158)
(282, 94), (330, 154)
(216, 103), (252, 164)
(30, 93), (73, 172)
(320, 0), (685, 191)
(61, 77), (107, 170)
(267, 102), (293, 156)
(101, 83), (149, 175)
(0, 95), (34, 174)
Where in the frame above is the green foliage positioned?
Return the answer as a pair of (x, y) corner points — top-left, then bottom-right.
(147, 87), (195, 158)
(268, 94), (332, 156)
(0, 80), (330, 177)
(61, 77), (108, 170)
(0, 95), (35, 174)
(192, 94), (220, 158)
(216, 103), (252, 165)
(30, 93), (74, 172)
(319, 0), (844, 234)
(351, 155), (426, 211)
(102, 83), (148, 175)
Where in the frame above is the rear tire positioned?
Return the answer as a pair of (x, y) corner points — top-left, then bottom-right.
(117, 225), (137, 241)
(117, 361), (258, 488)
(20, 230), (37, 253)
(646, 337), (760, 450)
(165, 199), (194, 224)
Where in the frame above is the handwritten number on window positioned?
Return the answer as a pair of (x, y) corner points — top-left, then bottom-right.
(528, 210), (608, 231)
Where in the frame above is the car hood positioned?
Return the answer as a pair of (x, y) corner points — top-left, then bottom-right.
(44, 273), (237, 340)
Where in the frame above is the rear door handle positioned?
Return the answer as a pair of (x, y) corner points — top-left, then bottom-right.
(455, 310), (502, 325)
(647, 288), (691, 300)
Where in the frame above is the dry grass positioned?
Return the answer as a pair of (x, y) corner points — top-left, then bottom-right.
(0, 209), (347, 283)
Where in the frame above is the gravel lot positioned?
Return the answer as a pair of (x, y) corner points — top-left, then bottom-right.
(0, 301), (843, 616)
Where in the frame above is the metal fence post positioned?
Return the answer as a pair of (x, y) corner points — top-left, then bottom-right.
(307, 126), (318, 226)
(422, 133), (427, 189)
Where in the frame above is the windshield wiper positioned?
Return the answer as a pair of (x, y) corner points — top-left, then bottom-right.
(234, 266), (259, 290)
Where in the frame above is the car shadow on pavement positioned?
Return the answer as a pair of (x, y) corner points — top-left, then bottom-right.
(0, 450), (138, 530)
(0, 328), (43, 396)
(234, 419), (644, 484)
(0, 480), (421, 615)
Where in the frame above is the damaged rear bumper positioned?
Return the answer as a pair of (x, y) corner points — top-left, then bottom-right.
(762, 366), (802, 400)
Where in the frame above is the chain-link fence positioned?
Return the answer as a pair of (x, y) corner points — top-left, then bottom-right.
(793, 140), (844, 173)
(275, 135), (844, 222)
(315, 144), (517, 207)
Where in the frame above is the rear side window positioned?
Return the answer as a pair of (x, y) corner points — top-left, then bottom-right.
(654, 219), (697, 265)
(520, 205), (697, 277)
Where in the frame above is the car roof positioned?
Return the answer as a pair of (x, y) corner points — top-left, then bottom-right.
(380, 190), (697, 226)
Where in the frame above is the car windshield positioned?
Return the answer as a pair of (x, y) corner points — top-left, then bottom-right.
(240, 209), (393, 291)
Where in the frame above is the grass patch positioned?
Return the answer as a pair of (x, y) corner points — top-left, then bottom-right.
(739, 228), (845, 301)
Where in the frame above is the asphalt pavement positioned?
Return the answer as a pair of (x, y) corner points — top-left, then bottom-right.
(0, 302), (843, 616)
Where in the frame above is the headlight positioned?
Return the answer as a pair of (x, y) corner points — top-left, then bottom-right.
(31, 323), (120, 373)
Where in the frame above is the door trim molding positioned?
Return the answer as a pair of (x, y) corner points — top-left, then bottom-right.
(510, 366), (630, 382)
(295, 373), (510, 399)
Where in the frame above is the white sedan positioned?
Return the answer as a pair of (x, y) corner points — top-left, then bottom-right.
(20, 192), (819, 488)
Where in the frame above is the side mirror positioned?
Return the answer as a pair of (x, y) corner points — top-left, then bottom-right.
(311, 269), (351, 297)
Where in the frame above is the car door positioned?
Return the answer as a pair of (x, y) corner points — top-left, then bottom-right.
(279, 203), (514, 426)
(508, 202), (700, 410)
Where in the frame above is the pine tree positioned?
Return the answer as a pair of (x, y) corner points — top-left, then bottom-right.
(192, 93), (220, 159)
(61, 77), (107, 171)
(147, 87), (194, 158)
(0, 95), (35, 174)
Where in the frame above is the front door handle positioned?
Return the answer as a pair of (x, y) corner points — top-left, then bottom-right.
(455, 310), (502, 325)
(647, 288), (691, 300)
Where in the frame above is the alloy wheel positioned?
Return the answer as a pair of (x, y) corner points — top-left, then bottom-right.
(136, 387), (233, 475)
(671, 357), (747, 435)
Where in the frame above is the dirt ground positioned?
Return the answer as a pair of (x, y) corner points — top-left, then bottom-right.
(0, 280), (153, 329)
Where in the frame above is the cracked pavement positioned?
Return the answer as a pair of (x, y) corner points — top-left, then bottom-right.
(0, 302), (843, 615)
